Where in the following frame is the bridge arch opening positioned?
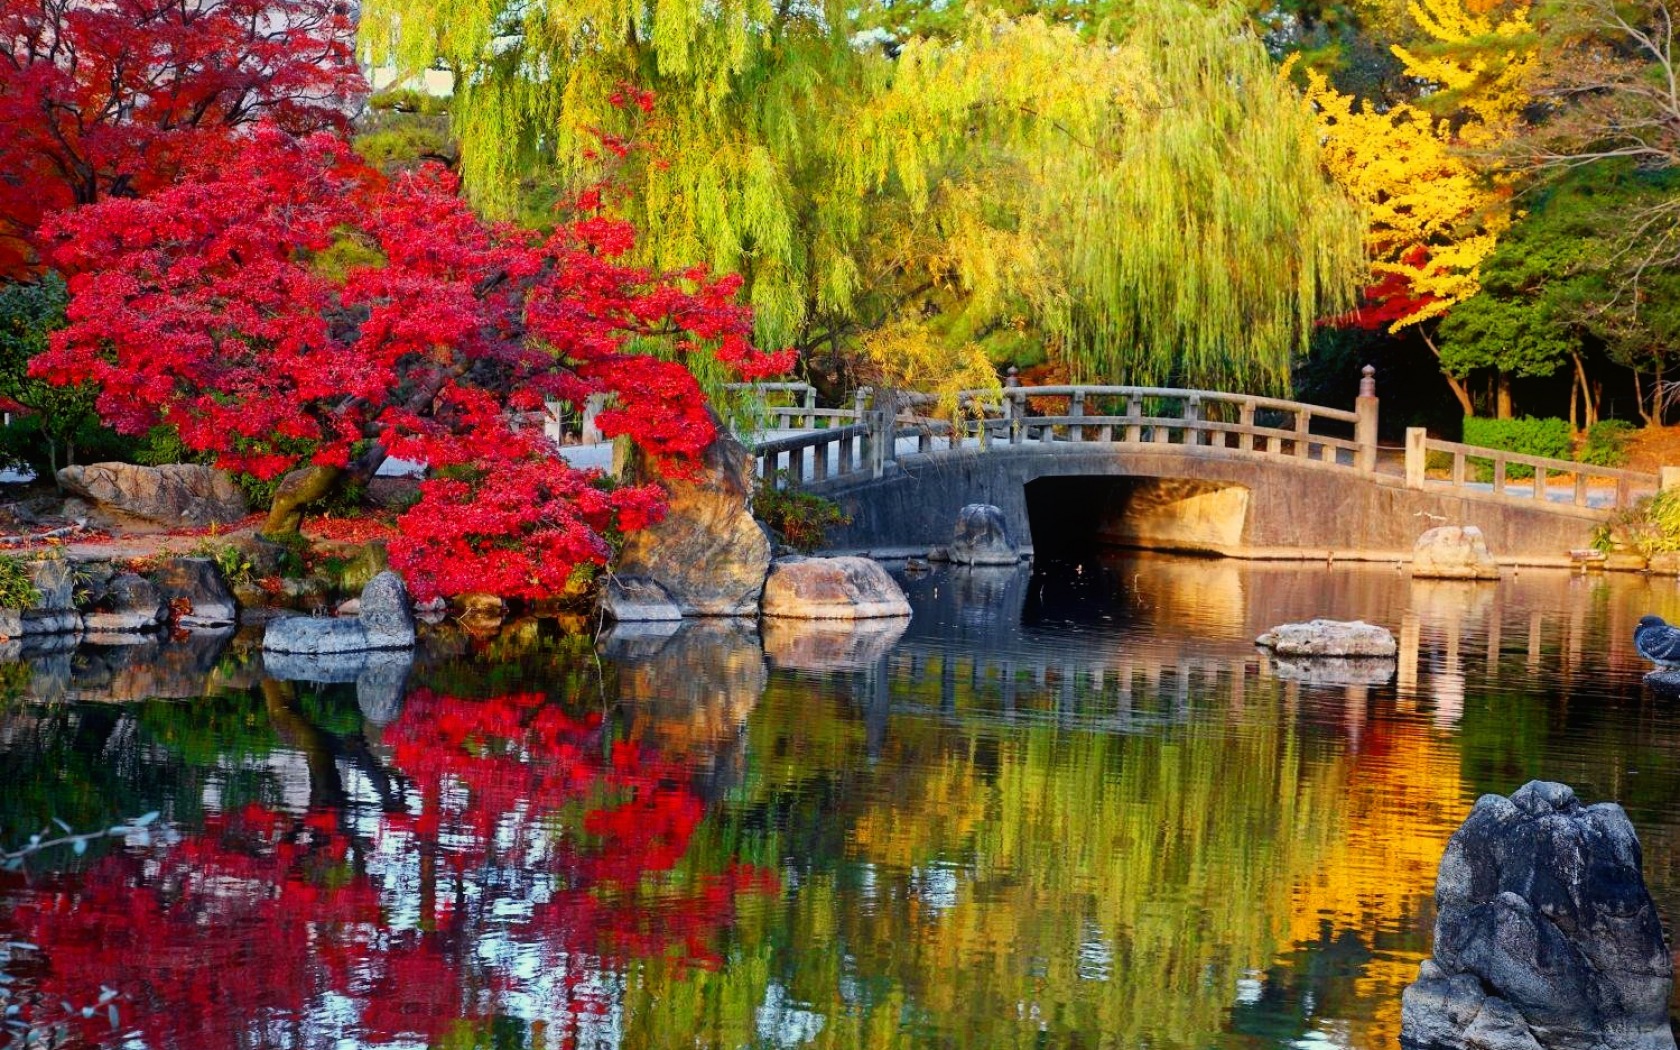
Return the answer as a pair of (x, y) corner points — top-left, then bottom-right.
(1024, 476), (1252, 559)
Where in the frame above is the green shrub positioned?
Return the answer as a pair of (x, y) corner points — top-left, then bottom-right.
(753, 481), (850, 553)
(1460, 416), (1573, 481)
(1594, 488), (1680, 555)
(1579, 419), (1637, 468)
(186, 540), (255, 587)
(0, 554), (41, 610)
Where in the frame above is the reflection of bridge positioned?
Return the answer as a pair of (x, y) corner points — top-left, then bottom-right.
(744, 373), (1662, 564)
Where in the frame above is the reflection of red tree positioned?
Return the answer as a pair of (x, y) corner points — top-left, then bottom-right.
(0, 691), (778, 1047)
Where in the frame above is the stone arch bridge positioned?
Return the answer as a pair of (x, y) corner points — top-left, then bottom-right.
(744, 372), (1664, 565)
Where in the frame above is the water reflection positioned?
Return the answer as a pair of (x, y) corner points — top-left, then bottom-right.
(3, 555), (1680, 1049)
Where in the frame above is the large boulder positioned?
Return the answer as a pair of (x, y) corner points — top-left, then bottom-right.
(358, 571), (416, 648)
(56, 462), (247, 527)
(1400, 781), (1676, 1050)
(614, 424), (771, 617)
(1255, 618), (1397, 657)
(949, 503), (1020, 566)
(0, 555), (79, 638)
(82, 572), (167, 633)
(264, 571), (415, 654)
(1413, 525), (1501, 581)
(151, 557), (237, 627)
(600, 575), (683, 623)
(761, 556), (911, 620)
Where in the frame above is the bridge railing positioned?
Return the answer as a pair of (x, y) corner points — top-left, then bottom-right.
(750, 367), (1385, 489)
(1403, 428), (1659, 512)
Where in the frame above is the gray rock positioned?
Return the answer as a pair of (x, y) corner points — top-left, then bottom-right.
(83, 573), (166, 633)
(1255, 618), (1397, 658)
(263, 571), (415, 654)
(761, 556), (912, 620)
(616, 421), (771, 616)
(151, 557), (237, 627)
(263, 616), (374, 654)
(0, 556), (79, 638)
(949, 503), (1019, 566)
(600, 575), (683, 623)
(56, 462), (247, 527)
(1400, 780), (1676, 1050)
(1413, 525), (1501, 581)
(358, 572), (415, 648)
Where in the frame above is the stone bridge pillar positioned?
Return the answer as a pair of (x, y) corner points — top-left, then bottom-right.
(1355, 364), (1379, 474)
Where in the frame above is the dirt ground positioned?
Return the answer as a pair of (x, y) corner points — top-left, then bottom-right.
(1627, 425), (1680, 475)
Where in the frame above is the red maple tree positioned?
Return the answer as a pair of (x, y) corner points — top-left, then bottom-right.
(30, 127), (792, 599)
(0, 0), (362, 275)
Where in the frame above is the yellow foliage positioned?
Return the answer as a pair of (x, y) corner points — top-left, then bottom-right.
(1393, 0), (1537, 145)
(1295, 58), (1515, 329)
(856, 320), (1003, 419)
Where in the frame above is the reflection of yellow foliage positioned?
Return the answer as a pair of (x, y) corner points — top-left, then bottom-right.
(840, 686), (1349, 1046)
(1281, 721), (1468, 1046)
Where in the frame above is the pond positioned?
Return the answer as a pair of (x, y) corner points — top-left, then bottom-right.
(3, 553), (1680, 1049)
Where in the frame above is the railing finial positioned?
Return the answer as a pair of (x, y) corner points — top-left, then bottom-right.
(1005, 366), (1019, 389)
(1359, 364), (1376, 399)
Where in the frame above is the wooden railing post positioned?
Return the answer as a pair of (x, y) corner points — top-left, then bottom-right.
(1405, 427), (1427, 488)
(1355, 364), (1378, 474)
(1008, 390), (1023, 445)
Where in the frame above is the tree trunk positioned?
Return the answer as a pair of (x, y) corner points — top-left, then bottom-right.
(1570, 373), (1579, 434)
(1571, 353), (1599, 430)
(1495, 372), (1514, 419)
(262, 464), (345, 538)
(1421, 329), (1476, 417)
(1635, 368), (1658, 426)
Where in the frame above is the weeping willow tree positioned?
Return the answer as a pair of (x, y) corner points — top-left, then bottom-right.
(360, 0), (1364, 394)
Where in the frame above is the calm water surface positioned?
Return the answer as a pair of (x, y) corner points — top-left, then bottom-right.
(3, 554), (1680, 1049)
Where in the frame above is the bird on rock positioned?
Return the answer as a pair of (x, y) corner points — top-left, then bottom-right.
(1635, 615), (1680, 667)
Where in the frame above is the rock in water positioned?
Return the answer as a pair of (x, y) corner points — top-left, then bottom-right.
(264, 571), (416, 654)
(82, 573), (166, 633)
(1400, 780), (1676, 1050)
(600, 575), (683, 623)
(0, 556), (79, 638)
(1412, 525), (1501, 581)
(949, 503), (1020, 566)
(56, 462), (247, 527)
(151, 557), (238, 627)
(1255, 619), (1397, 657)
(761, 556), (912, 620)
(358, 572), (415, 648)
(615, 423), (771, 617)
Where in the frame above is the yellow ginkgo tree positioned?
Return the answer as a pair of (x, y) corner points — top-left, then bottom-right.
(1296, 0), (1536, 415)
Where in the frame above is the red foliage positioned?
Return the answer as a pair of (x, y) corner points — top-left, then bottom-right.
(1325, 245), (1442, 331)
(0, 690), (780, 1047)
(0, 0), (363, 275)
(30, 128), (794, 599)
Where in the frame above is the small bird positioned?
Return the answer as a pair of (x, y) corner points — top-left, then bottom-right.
(1635, 615), (1680, 667)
